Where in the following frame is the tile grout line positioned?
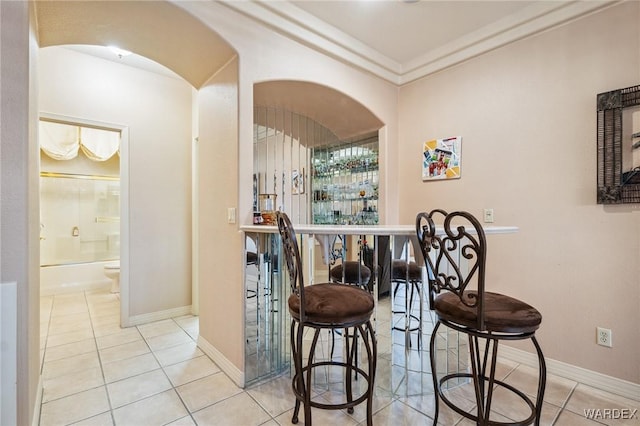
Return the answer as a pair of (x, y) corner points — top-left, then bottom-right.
(85, 290), (118, 426)
(157, 317), (200, 425)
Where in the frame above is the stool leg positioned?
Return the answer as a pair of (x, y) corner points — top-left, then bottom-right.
(290, 320), (304, 424)
(330, 330), (336, 360)
(468, 335), (500, 425)
(291, 321), (303, 424)
(532, 336), (546, 426)
(405, 281), (412, 349)
(361, 321), (376, 426)
(345, 327), (355, 414)
(304, 329), (322, 426)
(354, 329), (359, 381)
(412, 281), (423, 349)
(468, 335), (484, 422)
(429, 321), (441, 425)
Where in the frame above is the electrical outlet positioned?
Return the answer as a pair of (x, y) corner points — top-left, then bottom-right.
(483, 208), (494, 223)
(596, 327), (612, 347)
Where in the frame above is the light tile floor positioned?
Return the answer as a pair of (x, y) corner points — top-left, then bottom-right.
(39, 289), (639, 425)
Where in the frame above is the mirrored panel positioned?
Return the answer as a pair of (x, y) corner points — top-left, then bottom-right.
(244, 232), (289, 386)
(253, 107), (379, 225)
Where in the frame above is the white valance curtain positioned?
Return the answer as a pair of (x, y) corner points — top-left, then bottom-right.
(40, 121), (120, 161)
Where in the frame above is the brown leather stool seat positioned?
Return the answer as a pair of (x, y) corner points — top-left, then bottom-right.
(329, 261), (371, 288)
(288, 283), (374, 326)
(434, 291), (542, 334)
(392, 259), (422, 282)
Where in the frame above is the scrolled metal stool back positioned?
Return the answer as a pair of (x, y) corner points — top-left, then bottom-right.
(416, 209), (487, 330)
(276, 212), (306, 320)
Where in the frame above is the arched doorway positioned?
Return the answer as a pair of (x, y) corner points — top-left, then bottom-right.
(246, 80), (385, 384)
(34, 0), (236, 325)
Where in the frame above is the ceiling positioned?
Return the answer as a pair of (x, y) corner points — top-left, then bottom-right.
(36, 0), (617, 139)
(224, 0), (617, 84)
(36, 0), (236, 88)
(38, 1), (618, 87)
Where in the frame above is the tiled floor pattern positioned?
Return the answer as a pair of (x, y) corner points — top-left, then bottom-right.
(39, 289), (639, 425)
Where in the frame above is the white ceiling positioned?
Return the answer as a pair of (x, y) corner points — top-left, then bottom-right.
(225, 0), (617, 84)
(47, 0), (618, 87)
(290, 0), (537, 65)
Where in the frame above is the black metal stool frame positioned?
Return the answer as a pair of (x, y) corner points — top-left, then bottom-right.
(327, 235), (373, 362)
(277, 212), (377, 426)
(391, 258), (424, 349)
(416, 209), (546, 426)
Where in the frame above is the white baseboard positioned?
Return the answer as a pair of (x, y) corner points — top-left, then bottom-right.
(124, 305), (193, 327)
(197, 336), (245, 388)
(498, 345), (640, 402)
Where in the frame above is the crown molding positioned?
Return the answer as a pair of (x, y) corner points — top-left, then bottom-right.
(400, 0), (620, 85)
(221, 0), (402, 84)
(222, 0), (619, 86)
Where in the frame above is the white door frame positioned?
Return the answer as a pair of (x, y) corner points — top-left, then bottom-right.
(38, 112), (130, 327)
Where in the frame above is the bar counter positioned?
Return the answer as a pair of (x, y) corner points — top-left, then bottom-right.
(241, 223), (518, 236)
(241, 223), (518, 389)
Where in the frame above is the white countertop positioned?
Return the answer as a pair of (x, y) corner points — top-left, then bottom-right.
(241, 223), (518, 235)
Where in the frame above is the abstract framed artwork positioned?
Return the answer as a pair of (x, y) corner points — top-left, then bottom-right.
(422, 136), (462, 181)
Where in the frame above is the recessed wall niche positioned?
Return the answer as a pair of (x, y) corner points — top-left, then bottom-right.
(253, 107), (379, 225)
(597, 85), (640, 204)
(253, 107), (339, 224)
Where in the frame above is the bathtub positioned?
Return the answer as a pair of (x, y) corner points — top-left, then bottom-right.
(40, 260), (116, 296)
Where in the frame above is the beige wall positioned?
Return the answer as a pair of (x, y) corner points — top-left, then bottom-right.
(39, 47), (194, 318)
(0, 2), (41, 424)
(175, 1), (400, 226)
(398, 2), (640, 383)
(183, 1), (399, 377)
(27, 5), (41, 421)
(197, 57), (242, 373)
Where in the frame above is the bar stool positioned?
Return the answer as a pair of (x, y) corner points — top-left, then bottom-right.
(330, 261), (372, 289)
(416, 209), (546, 425)
(391, 259), (424, 347)
(276, 212), (377, 426)
(329, 261), (372, 360)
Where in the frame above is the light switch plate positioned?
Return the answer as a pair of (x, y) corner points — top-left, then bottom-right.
(227, 207), (236, 224)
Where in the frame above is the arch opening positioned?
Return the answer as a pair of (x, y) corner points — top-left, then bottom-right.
(35, 0), (236, 89)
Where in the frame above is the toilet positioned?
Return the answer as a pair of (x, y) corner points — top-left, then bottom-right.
(104, 261), (120, 293)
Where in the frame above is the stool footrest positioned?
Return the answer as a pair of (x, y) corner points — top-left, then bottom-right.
(391, 312), (422, 332)
(438, 373), (536, 426)
(292, 361), (373, 411)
